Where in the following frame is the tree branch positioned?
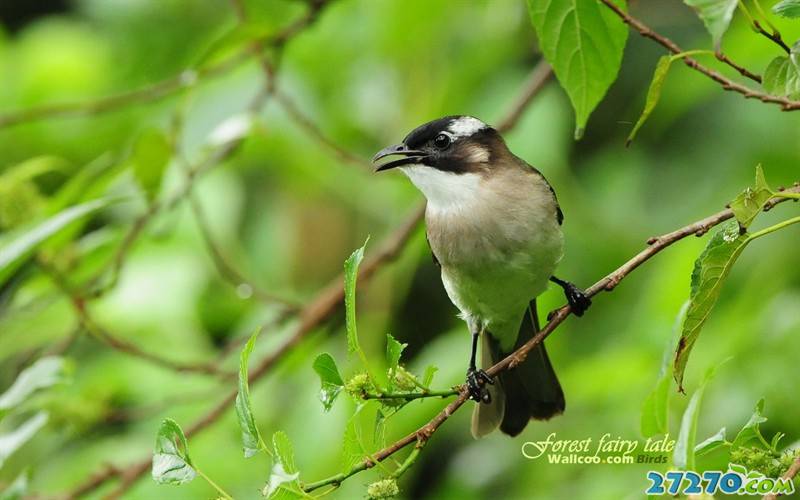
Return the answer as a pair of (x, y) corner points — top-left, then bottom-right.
(599, 0), (800, 111)
(62, 204), (425, 499)
(0, 1), (330, 130)
(302, 184), (800, 492)
(763, 455), (800, 500)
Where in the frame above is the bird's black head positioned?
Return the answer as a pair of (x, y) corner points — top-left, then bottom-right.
(373, 115), (502, 174)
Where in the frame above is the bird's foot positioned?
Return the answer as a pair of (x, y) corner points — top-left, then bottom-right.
(563, 282), (591, 316)
(551, 277), (591, 317)
(466, 367), (493, 404)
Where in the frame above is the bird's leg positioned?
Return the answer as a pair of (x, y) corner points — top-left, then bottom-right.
(466, 324), (493, 404)
(549, 276), (591, 317)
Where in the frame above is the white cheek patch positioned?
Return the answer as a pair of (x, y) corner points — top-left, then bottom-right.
(400, 165), (483, 211)
(463, 144), (490, 164)
(448, 116), (487, 139)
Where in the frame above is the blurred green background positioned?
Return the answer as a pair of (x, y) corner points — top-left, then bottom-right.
(0, 0), (799, 498)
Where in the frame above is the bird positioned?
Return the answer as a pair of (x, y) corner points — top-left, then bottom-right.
(372, 115), (590, 438)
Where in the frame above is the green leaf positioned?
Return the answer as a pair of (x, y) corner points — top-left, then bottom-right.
(235, 330), (265, 458)
(673, 366), (718, 470)
(695, 427), (728, 456)
(770, 431), (785, 451)
(730, 165), (774, 229)
(773, 0), (800, 18)
(0, 199), (111, 286)
(272, 431), (297, 474)
(152, 418), (195, 485)
(527, 0), (629, 139)
(683, 0), (738, 46)
(0, 412), (48, 469)
(385, 334), (406, 372)
(732, 399), (768, 448)
(131, 129), (171, 203)
(422, 365), (438, 388)
(264, 431), (306, 498)
(263, 462), (301, 499)
(0, 357), (67, 419)
(641, 373), (671, 437)
(763, 56), (800, 99)
(627, 56), (673, 146)
(341, 412), (364, 474)
(312, 353), (344, 412)
(344, 239), (368, 354)
(673, 221), (749, 391)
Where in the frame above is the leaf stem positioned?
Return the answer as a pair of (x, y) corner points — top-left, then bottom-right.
(748, 215), (800, 240)
(195, 468), (234, 500)
(361, 389), (459, 401)
(391, 447), (422, 479)
(775, 192), (800, 200)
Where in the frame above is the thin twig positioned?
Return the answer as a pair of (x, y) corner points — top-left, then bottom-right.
(599, 0), (800, 111)
(715, 51), (762, 83)
(302, 185), (800, 490)
(188, 193), (301, 309)
(274, 90), (374, 170)
(763, 455), (800, 500)
(0, 1), (329, 130)
(64, 205), (425, 499)
(752, 20), (791, 54)
(495, 59), (554, 133)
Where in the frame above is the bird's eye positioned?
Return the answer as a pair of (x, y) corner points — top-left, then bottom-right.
(433, 133), (451, 149)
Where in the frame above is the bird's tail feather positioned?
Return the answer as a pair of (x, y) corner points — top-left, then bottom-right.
(470, 300), (565, 438)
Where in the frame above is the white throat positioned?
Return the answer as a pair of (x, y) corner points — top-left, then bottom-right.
(400, 165), (483, 212)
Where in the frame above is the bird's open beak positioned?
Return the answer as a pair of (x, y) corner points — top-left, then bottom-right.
(372, 144), (428, 172)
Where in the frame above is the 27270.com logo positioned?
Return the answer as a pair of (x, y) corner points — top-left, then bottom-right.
(645, 467), (795, 496)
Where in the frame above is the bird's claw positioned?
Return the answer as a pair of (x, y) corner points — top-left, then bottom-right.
(564, 283), (591, 316)
(466, 368), (493, 404)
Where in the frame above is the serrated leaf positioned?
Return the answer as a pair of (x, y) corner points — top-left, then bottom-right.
(273, 431), (297, 474)
(0, 199), (111, 286)
(627, 56), (673, 146)
(263, 462), (301, 499)
(0, 412), (48, 469)
(641, 373), (671, 437)
(132, 129), (171, 203)
(730, 165), (774, 228)
(732, 398), (768, 448)
(763, 56), (800, 99)
(695, 427), (728, 456)
(312, 353), (344, 412)
(235, 330), (265, 458)
(152, 418), (195, 485)
(773, 0), (800, 18)
(344, 239), (368, 354)
(373, 408), (387, 446)
(527, 0), (628, 139)
(341, 413), (363, 473)
(0, 357), (67, 419)
(673, 365), (719, 470)
(385, 334), (406, 372)
(422, 365), (438, 388)
(684, 0), (738, 46)
(340, 404), (373, 474)
(673, 221), (749, 391)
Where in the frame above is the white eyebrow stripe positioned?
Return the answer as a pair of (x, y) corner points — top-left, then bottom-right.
(447, 116), (487, 138)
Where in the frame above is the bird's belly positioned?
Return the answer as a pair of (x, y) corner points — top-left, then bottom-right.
(439, 234), (562, 347)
